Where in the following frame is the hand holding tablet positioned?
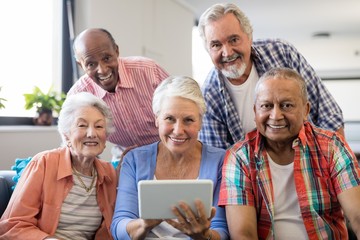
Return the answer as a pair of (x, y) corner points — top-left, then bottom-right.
(138, 179), (213, 219)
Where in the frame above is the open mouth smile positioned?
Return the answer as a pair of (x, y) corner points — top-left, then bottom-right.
(83, 141), (98, 146)
(169, 137), (187, 143)
(221, 53), (241, 64)
(99, 73), (112, 82)
(268, 124), (286, 129)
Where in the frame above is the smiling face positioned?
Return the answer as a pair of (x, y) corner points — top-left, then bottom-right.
(254, 77), (310, 146)
(66, 106), (107, 161)
(204, 13), (252, 84)
(75, 30), (119, 92)
(156, 96), (202, 155)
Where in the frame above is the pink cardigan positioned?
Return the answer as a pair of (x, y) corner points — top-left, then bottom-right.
(0, 147), (117, 240)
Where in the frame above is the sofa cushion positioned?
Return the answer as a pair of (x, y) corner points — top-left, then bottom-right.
(11, 157), (32, 190)
(0, 170), (16, 216)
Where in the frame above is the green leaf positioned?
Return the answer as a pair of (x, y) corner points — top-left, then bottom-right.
(23, 86), (66, 114)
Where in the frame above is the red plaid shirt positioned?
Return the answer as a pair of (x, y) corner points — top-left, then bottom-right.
(219, 122), (360, 239)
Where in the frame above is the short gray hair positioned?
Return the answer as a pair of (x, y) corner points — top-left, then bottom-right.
(254, 67), (308, 103)
(198, 3), (253, 48)
(152, 76), (206, 117)
(58, 92), (115, 146)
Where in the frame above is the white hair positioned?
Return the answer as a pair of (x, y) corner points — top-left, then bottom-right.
(57, 92), (115, 146)
(152, 76), (206, 117)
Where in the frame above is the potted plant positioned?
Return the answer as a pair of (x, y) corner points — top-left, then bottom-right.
(0, 86), (6, 109)
(24, 86), (66, 126)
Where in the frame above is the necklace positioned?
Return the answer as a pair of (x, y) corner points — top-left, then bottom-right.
(72, 166), (96, 192)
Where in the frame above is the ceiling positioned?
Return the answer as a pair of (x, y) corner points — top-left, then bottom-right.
(180, 0), (360, 78)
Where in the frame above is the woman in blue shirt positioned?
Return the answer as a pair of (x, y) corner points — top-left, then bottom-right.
(111, 76), (229, 240)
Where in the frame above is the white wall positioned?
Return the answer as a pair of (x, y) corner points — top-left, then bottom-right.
(74, 0), (194, 76)
(0, 126), (60, 169)
(0, 0), (193, 170)
(0, 126), (114, 170)
(323, 80), (360, 121)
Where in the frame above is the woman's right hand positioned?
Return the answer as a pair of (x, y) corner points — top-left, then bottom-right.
(143, 218), (163, 230)
(127, 218), (163, 240)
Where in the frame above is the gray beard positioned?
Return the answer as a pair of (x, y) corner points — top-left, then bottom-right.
(221, 62), (247, 80)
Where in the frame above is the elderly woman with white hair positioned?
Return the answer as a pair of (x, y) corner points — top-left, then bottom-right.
(0, 92), (117, 240)
(111, 76), (229, 240)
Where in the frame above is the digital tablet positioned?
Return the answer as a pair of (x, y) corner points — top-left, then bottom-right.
(138, 179), (213, 219)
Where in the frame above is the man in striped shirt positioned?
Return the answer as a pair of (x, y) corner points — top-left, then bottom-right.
(68, 28), (169, 152)
(219, 67), (360, 239)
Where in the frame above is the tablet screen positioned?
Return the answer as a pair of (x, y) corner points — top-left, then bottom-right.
(138, 179), (213, 219)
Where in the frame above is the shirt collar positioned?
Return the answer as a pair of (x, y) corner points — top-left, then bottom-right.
(57, 147), (73, 180)
(254, 122), (308, 157)
(254, 130), (264, 157)
(116, 57), (134, 90)
(94, 159), (114, 184)
(251, 45), (260, 60)
(215, 68), (232, 95)
(57, 147), (113, 184)
(296, 121), (309, 149)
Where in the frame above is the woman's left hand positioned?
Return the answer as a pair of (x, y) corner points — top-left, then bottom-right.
(165, 199), (216, 240)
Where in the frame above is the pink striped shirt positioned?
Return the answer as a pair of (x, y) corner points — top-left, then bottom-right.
(68, 56), (169, 148)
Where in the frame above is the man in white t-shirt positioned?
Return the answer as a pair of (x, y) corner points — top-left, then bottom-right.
(197, 3), (344, 149)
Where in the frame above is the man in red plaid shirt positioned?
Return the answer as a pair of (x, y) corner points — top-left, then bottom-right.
(219, 67), (360, 239)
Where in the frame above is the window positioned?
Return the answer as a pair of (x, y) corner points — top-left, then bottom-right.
(191, 26), (212, 87)
(0, 0), (61, 117)
(323, 80), (360, 121)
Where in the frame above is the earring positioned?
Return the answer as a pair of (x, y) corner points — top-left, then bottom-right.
(67, 142), (72, 148)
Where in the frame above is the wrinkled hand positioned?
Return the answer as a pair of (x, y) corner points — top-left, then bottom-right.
(142, 218), (163, 230)
(165, 199), (216, 240)
(128, 218), (163, 240)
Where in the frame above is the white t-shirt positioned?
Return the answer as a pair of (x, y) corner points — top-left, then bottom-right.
(268, 154), (308, 240)
(224, 64), (258, 134)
